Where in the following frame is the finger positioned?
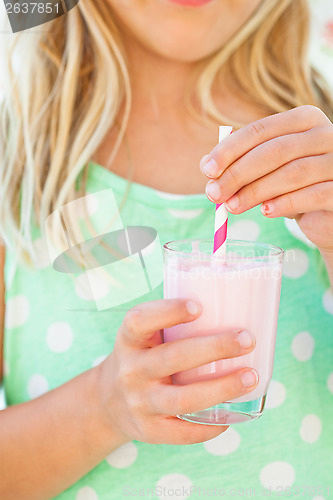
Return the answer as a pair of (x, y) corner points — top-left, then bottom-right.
(151, 368), (259, 416)
(143, 329), (255, 379)
(200, 105), (330, 178)
(119, 299), (201, 349)
(261, 181), (333, 218)
(224, 154), (333, 214)
(205, 126), (333, 204)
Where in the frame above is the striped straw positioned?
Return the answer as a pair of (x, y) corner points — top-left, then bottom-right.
(213, 126), (233, 257)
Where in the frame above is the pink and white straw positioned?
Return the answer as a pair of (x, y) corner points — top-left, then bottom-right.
(213, 126), (233, 257)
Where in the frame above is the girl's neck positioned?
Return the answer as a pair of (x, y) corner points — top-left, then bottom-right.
(124, 40), (266, 127)
(93, 42), (267, 194)
(125, 39), (197, 119)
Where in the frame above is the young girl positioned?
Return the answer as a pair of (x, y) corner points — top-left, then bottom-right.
(1, 0), (333, 498)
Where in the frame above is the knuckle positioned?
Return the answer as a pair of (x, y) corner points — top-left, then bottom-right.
(285, 192), (295, 212)
(286, 159), (304, 184)
(313, 184), (327, 205)
(249, 120), (266, 139)
(265, 139), (283, 161)
(298, 105), (317, 120)
(141, 355), (155, 379)
(245, 182), (258, 204)
(161, 345), (180, 373)
(299, 105), (327, 125)
(144, 384), (160, 412)
(122, 307), (142, 334)
(221, 372), (244, 396)
(301, 104), (317, 115)
(323, 126), (333, 146)
(173, 388), (191, 415)
(225, 166), (240, 190)
(211, 334), (227, 358)
(117, 360), (136, 387)
(127, 392), (145, 414)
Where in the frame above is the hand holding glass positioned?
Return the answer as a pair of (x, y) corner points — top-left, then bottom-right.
(163, 239), (284, 425)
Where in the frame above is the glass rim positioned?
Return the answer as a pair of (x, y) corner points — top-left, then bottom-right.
(163, 238), (284, 259)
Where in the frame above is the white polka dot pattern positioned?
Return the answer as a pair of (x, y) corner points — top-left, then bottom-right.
(227, 220), (260, 241)
(27, 374), (49, 399)
(105, 442), (138, 469)
(300, 414), (322, 443)
(203, 427), (241, 456)
(92, 355), (108, 368)
(322, 289), (333, 315)
(284, 218), (316, 248)
(76, 487), (99, 500)
(5, 295), (30, 329)
(156, 474), (193, 500)
(46, 322), (73, 353)
(283, 249), (309, 278)
(260, 461), (295, 491)
(291, 331), (315, 361)
(265, 380), (286, 409)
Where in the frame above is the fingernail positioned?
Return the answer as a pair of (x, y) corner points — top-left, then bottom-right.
(203, 159), (219, 178)
(225, 195), (239, 212)
(237, 330), (254, 349)
(206, 181), (222, 202)
(199, 154), (210, 171)
(261, 203), (274, 216)
(241, 369), (258, 387)
(186, 300), (201, 317)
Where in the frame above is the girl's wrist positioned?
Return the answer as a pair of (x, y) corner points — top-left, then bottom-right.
(86, 364), (130, 456)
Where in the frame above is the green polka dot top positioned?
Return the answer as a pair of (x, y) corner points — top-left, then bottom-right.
(3, 162), (333, 499)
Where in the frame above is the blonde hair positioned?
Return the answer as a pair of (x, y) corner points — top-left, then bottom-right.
(0, 0), (332, 266)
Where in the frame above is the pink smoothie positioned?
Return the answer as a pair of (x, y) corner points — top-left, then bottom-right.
(163, 256), (282, 403)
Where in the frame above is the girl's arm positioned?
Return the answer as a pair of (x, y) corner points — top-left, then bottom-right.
(0, 245), (131, 500)
(0, 291), (258, 499)
(0, 247), (129, 499)
(0, 364), (129, 500)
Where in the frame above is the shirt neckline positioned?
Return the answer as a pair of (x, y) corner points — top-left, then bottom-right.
(88, 161), (210, 209)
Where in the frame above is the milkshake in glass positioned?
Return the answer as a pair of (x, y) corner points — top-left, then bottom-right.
(163, 239), (284, 425)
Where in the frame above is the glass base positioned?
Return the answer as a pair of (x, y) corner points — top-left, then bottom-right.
(177, 396), (266, 425)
